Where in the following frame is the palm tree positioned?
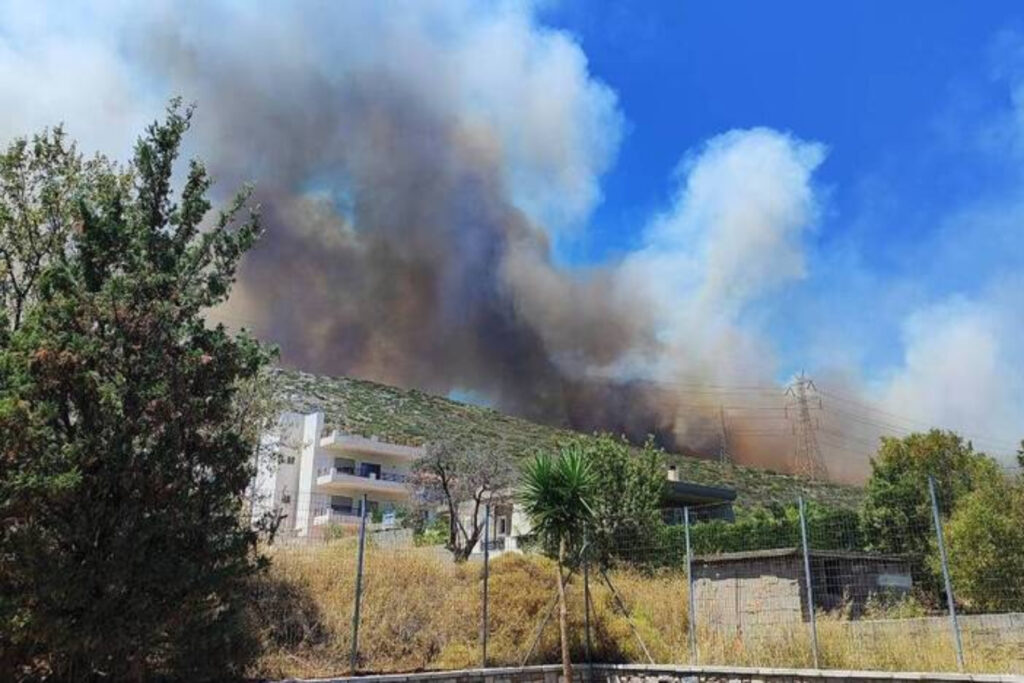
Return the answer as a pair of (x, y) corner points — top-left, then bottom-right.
(519, 446), (597, 682)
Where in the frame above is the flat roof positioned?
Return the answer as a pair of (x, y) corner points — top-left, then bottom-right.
(662, 480), (737, 506)
(320, 431), (425, 459)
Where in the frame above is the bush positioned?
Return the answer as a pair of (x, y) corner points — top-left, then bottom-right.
(943, 476), (1024, 612)
(655, 501), (862, 561)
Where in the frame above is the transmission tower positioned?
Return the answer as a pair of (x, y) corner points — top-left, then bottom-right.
(785, 372), (828, 480)
(717, 405), (730, 463)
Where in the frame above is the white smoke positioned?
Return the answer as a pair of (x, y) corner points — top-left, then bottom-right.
(613, 128), (826, 383)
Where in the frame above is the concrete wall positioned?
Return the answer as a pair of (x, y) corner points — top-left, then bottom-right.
(693, 555), (806, 632)
(842, 612), (1024, 649)
(285, 663), (1023, 683)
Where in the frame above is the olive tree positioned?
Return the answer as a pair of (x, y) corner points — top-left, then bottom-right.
(410, 440), (516, 561)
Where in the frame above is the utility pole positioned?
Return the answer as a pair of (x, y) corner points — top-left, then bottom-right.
(785, 372), (828, 480)
(717, 405), (730, 463)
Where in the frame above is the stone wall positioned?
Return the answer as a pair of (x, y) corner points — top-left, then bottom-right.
(285, 663), (1023, 683)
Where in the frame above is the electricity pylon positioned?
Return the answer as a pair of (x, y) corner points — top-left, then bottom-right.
(717, 405), (730, 463)
(785, 372), (828, 480)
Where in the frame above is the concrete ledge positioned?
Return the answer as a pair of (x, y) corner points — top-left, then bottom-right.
(282, 662), (1024, 683)
(596, 663), (1022, 682)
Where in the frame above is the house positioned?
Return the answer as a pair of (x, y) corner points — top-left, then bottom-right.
(662, 465), (737, 523)
(252, 411), (423, 538)
(692, 548), (913, 634)
(469, 466), (738, 557)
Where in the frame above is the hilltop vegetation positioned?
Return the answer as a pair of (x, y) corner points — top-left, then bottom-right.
(271, 368), (864, 509)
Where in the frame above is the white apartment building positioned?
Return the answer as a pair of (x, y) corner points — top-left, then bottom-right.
(253, 411), (424, 538)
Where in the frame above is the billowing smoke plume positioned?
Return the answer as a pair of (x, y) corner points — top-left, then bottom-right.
(3, 1), (1021, 481)
(139, 4), (826, 462)
(0, 1), (843, 473)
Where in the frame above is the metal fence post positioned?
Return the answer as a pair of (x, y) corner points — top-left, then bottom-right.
(684, 506), (698, 665)
(928, 475), (965, 671)
(583, 536), (593, 683)
(350, 493), (368, 674)
(481, 502), (490, 669)
(798, 497), (820, 668)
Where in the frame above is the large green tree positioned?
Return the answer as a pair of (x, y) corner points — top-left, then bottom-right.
(859, 430), (1001, 599)
(0, 102), (270, 681)
(574, 433), (664, 561)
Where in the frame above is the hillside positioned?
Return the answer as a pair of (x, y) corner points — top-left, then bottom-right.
(270, 368), (864, 509)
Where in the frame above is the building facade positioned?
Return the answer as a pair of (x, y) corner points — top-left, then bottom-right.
(468, 468), (738, 557)
(252, 411), (423, 538)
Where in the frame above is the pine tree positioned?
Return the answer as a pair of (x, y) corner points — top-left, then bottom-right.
(0, 101), (271, 682)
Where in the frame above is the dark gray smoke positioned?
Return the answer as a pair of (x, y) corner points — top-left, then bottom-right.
(0, 1), (863, 476)
(234, 89), (666, 437)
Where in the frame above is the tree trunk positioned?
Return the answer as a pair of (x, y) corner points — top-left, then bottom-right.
(557, 536), (573, 683)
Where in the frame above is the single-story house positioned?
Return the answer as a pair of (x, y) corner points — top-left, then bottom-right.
(473, 467), (738, 556)
(692, 547), (913, 633)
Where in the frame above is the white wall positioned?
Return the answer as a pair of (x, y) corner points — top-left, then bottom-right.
(293, 412), (323, 535)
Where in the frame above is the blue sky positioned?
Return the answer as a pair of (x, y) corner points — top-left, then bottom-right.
(537, 2), (1024, 387)
(543, 2), (1020, 258)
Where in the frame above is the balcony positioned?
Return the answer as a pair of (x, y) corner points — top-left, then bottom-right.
(483, 537), (507, 552)
(311, 506), (400, 529)
(320, 431), (424, 461)
(315, 466), (410, 494)
(311, 507), (365, 527)
(474, 535), (516, 556)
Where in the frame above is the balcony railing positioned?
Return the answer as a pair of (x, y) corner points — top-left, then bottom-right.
(312, 507), (365, 524)
(316, 466), (409, 484)
(312, 506), (401, 528)
(482, 536), (507, 552)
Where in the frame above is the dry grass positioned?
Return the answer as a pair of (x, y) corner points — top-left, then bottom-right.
(252, 543), (1023, 678)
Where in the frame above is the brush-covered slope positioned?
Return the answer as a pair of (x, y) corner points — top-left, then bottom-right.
(270, 368), (863, 509)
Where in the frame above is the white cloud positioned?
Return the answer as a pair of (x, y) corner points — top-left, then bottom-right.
(873, 289), (1023, 462)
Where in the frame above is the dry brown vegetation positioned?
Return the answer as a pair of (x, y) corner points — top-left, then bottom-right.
(252, 542), (1023, 679)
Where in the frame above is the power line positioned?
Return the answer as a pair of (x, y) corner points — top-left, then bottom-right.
(818, 388), (1018, 451)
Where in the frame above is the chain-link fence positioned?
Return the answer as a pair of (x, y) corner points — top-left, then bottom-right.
(252, 478), (1024, 679)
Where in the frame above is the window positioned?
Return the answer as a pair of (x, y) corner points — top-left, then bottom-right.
(331, 495), (355, 513)
(498, 517), (508, 535)
(358, 462), (381, 479)
(285, 455), (295, 464)
(281, 493), (291, 504)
